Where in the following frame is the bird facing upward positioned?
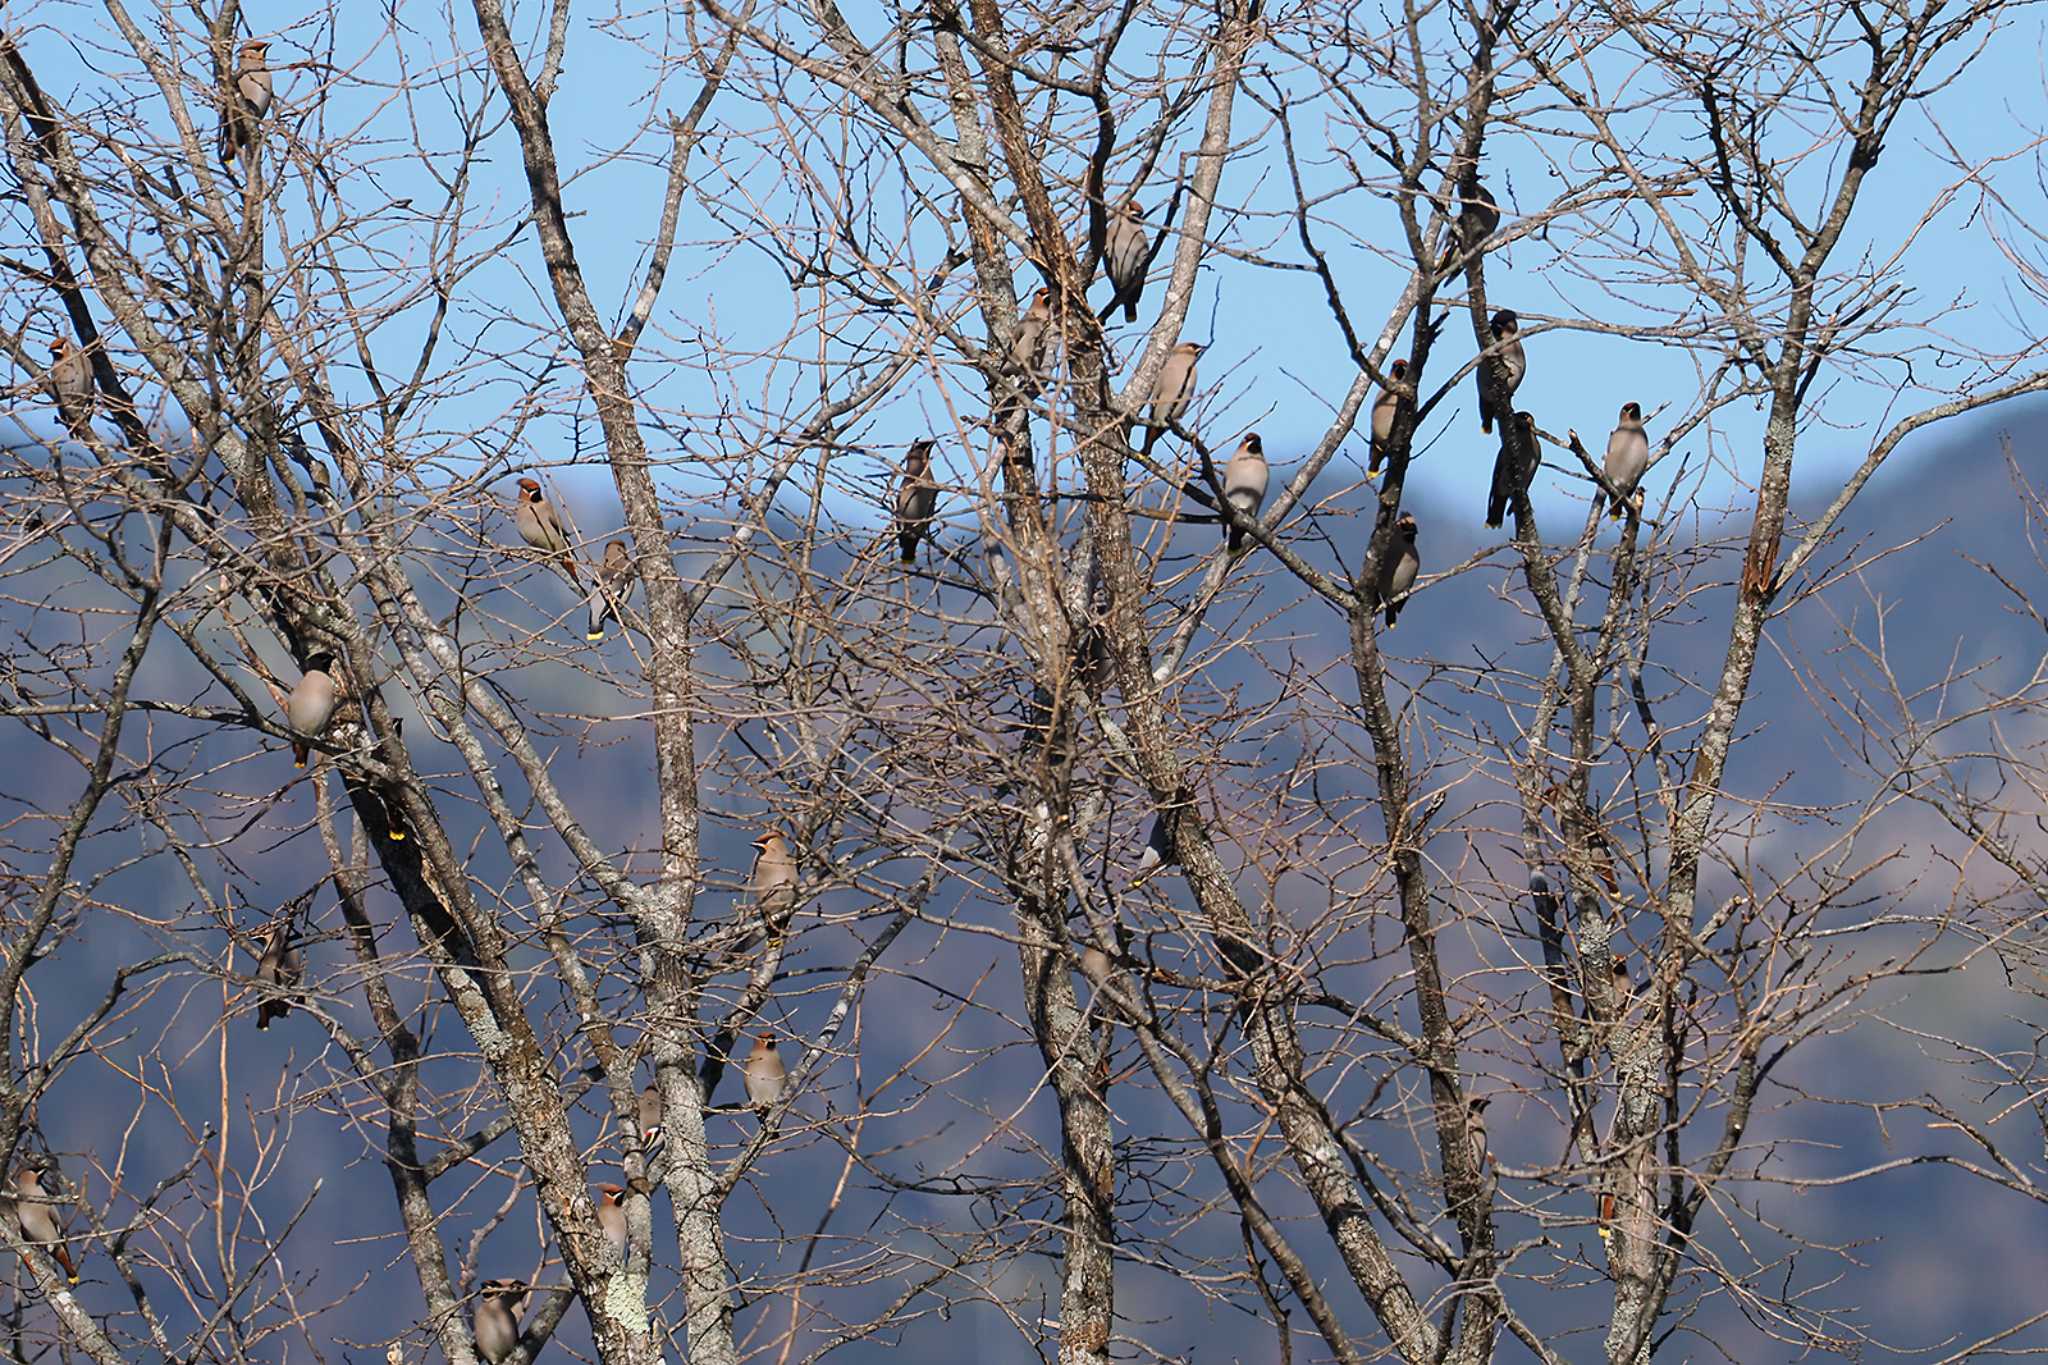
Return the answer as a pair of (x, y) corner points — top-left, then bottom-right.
(750, 829), (798, 932)
(1141, 342), (1203, 456)
(219, 40), (274, 166)
(12, 1161), (75, 1284)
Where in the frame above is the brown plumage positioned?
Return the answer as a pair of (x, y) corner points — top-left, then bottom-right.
(638, 1082), (662, 1146)
(12, 1161), (75, 1283)
(1220, 433), (1270, 553)
(1371, 513), (1420, 629)
(1141, 342), (1203, 456)
(1104, 198), (1148, 323)
(1442, 176), (1499, 280)
(512, 477), (583, 589)
(46, 338), (93, 437)
(1486, 410), (1538, 530)
(473, 1279), (530, 1364)
(894, 440), (939, 565)
(254, 922), (305, 1030)
(1368, 358), (1407, 479)
(1602, 402), (1649, 521)
(743, 1032), (787, 1109)
(750, 829), (798, 933)
(585, 539), (630, 641)
(218, 40), (274, 167)
(595, 1183), (628, 1260)
(1477, 309), (1525, 435)
(286, 652), (338, 768)
(1011, 288), (1051, 374)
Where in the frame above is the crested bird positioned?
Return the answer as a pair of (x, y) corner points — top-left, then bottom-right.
(1369, 358), (1408, 480)
(585, 539), (630, 641)
(1220, 433), (1270, 553)
(743, 1032), (787, 1109)
(513, 477), (584, 589)
(218, 39), (274, 167)
(638, 1082), (662, 1146)
(12, 1160), (74, 1284)
(1011, 288), (1050, 374)
(286, 652), (338, 768)
(750, 829), (798, 934)
(1373, 512), (1420, 629)
(1602, 402), (1649, 521)
(1105, 198), (1149, 323)
(1141, 342), (1203, 456)
(473, 1279), (531, 1364)
(254, 922), (305, 1030)
(46, 338), (92, 437)
(1477, 309), (1525, 436)
(895, 439), (940, 566)
(595, 1183), (628, 1260)
(1486, 410), (1539, 530)
(1442, 176), (1500, 280)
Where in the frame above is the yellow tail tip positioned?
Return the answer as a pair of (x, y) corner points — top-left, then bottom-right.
(388, 830), (407, 843)
(585, 630), (606, 642)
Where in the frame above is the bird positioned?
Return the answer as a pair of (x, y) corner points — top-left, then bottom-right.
(254, 921), (305, 1030)
(638, 1082), (663, 1146)
(12, 1160), (75, 1283)
(1602, 402), (1649, 520)
(1011, 287), (1051, 374)
(45, 338), (92, 437)
(218, 39), (274, 167)
(585, 539), (630, 642)
(1104, 198), (1148, 323)
(1078, 944), (1114, 985)
(594, 1183), (628, 1261)
(1373, 512), (1420, 629)
(1477, 309), (1525, 435)
(473, 1280), (531, 1364)
(750, 829), (799, 934)
(1466, 1095), (1492, 1175)
(513, 477), (584, 589)
(894, 439), (940, 566)
(1220, 433), (1270, 553)
(1141, 341), (1203, 455)
(1137, 809), (1175, 871)
(286, 652), (338, 768)
(1368, 358), (1407, 480)
(743, 1033), (787, 1109)
(1610, 955), (1634, 1002)
(1486, 410), (1539, 530)
(1442, 176), (1500, 279)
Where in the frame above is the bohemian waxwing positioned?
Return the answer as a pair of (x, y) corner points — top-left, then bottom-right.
(1104, 198), (1148, 323)
(473, 1279), (531, 1364)
(286, 652), (338, 768)
(1078, 944), (1114, 985)
(1466, 1096), (1492, 1173)
(219, 39), (274, 166)
(743, 1033), (786, 1109)
(638, 1082), (662, 1146)
(1369, 358), (1407, 479)
(1140, 342), (1203, 456)
(585, 539), (630, 641)
(750, 830), (798, 933)
(1442, 176), (1499, 279)
(46, 338), (92, 437)
(1011, 288), (1050, 374)
(1486, 410), (1538, 530)
(1602, 402), (1649, 521)
(1373, 513), (1420, 629)
(595, 1184), (628, 1261)
(12, 1160), (75, 1283)
(512, 477), (584, 590)
(894, 439), (940, 566)
(254, 921), (305, 1030)
(1220, 433), (1270, 554)
(1478, 309), (1525, 436)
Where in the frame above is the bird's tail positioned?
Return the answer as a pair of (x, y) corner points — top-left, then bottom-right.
(292, 741), (309, 769)
(1123, 297), (1138, 324)
(52, 1243), (75, 1284)
(586, 589), (610, 642)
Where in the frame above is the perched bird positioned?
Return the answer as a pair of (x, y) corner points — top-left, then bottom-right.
(743, 1033), (787, 1109)
(1368, 358), (1408, 479)
(894, 439), (940, 565)
(371, 718), (410, 843)
(1486, 410), (1539, 530)
(286, 652), (338, 768)
(1442, 176), (1500, 279)
(473, 1279), (531, 1365)
(1220, 433), (1270, 553)
(1602, 402), (1649, 520)
(1078, 943), (1114, 985)
(12, 1161), (74, 1283)
(585, 539), (630, 641)
(218, 39), (274, 167)
(1104, 198), (1149, 323)
(1011, 288), (1051, 374)
(254, 922), (305, 1030)
(1372, 512), (1421, 629)
(750, 829), (799, 933)
(1466, 1095), (1492, 1174)
(595, 1183), (628, 1260)
(45, 338), (93, 437)
(1137, 809), (1175, 871)
(638, 1082), (663, 1146)
(1141, 341), (1203, 455)
(513, 477), (584, 589)
(1610, 956), (1634, 1001)
(1477, 309), (1525, 435)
